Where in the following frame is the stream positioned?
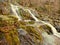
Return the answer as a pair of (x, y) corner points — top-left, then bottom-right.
(10, 4), (60, 45)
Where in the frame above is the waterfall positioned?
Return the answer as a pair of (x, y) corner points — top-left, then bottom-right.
(10, 4), (60, 38)
(26, 9), (39, 21)
(10, 4), (22, 20)
(26, 9), (60, 38)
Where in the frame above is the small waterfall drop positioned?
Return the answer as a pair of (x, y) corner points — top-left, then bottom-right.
(10, 3), (60, 38)
(10, 4), (22, 20)
(27, 9), (60, 38)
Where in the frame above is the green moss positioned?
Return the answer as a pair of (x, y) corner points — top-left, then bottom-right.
(0, 31), (4, 40)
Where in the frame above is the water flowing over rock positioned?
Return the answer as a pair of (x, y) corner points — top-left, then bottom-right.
(0, 1), (60, 45)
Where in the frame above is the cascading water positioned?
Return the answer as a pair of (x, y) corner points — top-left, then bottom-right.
(26, 9), (60, 38)
(10, 4), (22, 20)
(10, 4), (60, 45)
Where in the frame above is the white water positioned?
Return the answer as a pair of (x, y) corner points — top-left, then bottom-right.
(10, 4), (60, 38)
(42, 32), (55, 45)
(26, 9), (39, 21)
(10, 4), (21, 20)
(26, 9), (60, 38)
